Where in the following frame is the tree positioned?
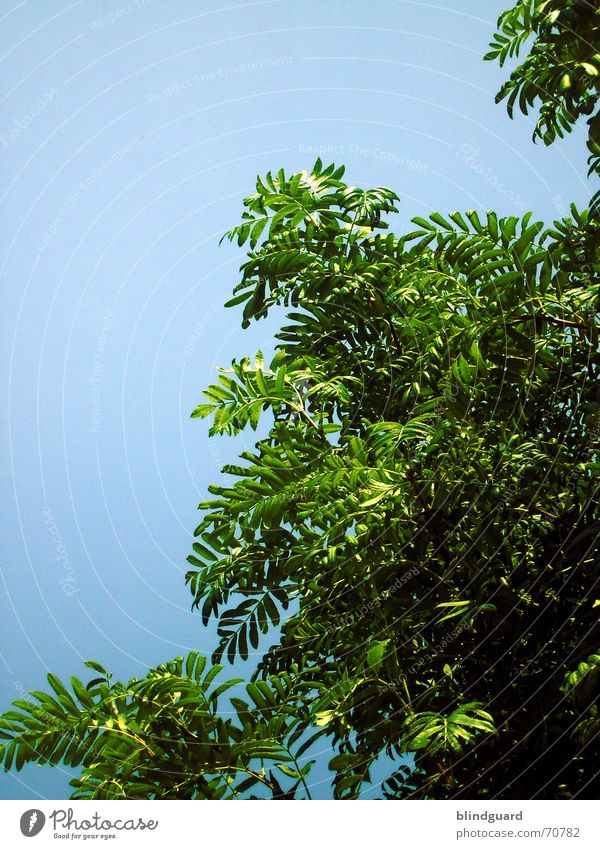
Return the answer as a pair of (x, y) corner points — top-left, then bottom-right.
(485, 0), (599, 187)
(486, 0), (600, 219)
(1, 1), (598, 799)
(0, 656), (322, 799)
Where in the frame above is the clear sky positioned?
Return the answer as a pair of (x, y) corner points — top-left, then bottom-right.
(0, 0), (592, 799)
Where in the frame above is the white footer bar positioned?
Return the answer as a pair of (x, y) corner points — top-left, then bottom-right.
(0, 799), (597, 848)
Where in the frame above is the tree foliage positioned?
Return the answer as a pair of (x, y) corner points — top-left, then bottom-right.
(183, 158), (598, 798)
(0, 655), (322, 799)
(1, 2), (598, 799)
(486, 0), (600, 181)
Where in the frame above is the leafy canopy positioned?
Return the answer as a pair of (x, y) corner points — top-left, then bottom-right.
(0, 656), (321, 799)
(486, 0), (600, 181)
(184, 156), (598, 798)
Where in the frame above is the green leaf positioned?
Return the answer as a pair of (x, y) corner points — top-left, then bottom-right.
(83, 661), (108, 675)
(366, 640), (389, 671)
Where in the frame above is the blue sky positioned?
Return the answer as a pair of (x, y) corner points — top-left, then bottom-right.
(0, 0), (593, 799)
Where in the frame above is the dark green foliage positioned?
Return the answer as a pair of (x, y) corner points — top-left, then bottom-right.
(182, 159), (598, 798)
(0, 655), (321, 799)
(486, 0), (600, 179)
